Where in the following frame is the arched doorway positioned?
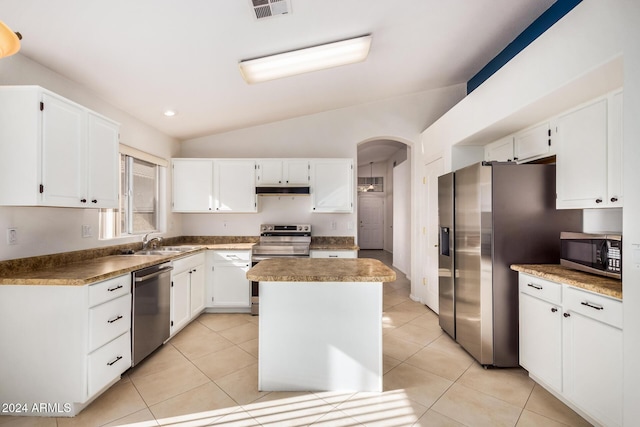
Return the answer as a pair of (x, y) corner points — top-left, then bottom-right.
(356, 138), (411, 276)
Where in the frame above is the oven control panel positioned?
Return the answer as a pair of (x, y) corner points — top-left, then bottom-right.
(260, 224), (311, 233)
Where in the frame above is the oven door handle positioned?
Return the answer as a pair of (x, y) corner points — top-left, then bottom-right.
(135, 266), (173, 282)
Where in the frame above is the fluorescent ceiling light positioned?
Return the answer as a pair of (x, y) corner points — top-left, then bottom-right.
(239, 35), (372, 84)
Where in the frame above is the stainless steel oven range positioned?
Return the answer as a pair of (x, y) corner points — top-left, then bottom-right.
(250, 224), (311, 315)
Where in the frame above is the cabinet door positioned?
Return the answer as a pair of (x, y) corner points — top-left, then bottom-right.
(215, 160), (256, 212)
(257, 160), (283, 185)
(284, 160), (310, 185)
(41, 93), (86, 207)
(170, 270), (191, 335)
(172, 159), (214, 212)
(86, 113), (119, 208)
(519, 292), (562, 392)
(607, 90), (623, 206)
(211, 262), (251, 308)
(556, 99), (608, 209)
(189, 264), (206, 318)
(310, 159), (354, 213)
(514, 123), (551, 162)
(484, 137), (514, 162)
(563, 310), (623, 427)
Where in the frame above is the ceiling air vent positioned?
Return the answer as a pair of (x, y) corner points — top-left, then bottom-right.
(251, 0), (291, 20)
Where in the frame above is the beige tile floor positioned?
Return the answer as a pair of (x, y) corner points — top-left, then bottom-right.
(0, 250), (592, 427)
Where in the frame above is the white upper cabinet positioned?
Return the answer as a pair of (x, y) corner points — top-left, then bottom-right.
(215, 160), (257, 212)
(608, 90), (623, 206)
(87, 112), (120, 208)
(172, 159), (214, 212)
(172, 159), (257, 213)
(484, 136), (515, 162)
(556, 91), (622, 209)
(256, 159), (309, 186)
(513, 122), (552, 163)
(0, 86), (120, 208)
(310, 159), (354, 213)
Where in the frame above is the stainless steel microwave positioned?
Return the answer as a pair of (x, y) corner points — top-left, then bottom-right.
(560, 232), (622, 279)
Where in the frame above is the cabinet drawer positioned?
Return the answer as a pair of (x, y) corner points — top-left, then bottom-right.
(309, 250), (357, 258)
(211, 250), (251, 262)
(519, 274), (561, 304)
(87, 332), (131, 397)
(564, 286), (622, 329)
(89, 294), (131, 352)
(89, 274), (131, 307)
(172, 252), (206, 274)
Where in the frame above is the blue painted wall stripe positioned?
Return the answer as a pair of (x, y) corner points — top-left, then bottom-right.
(467, 0), (583, 94)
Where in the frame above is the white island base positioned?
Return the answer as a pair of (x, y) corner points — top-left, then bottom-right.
(259, 281), (383, 392)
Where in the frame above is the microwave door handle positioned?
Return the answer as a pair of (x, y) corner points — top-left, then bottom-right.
(600, 241), (609, 270)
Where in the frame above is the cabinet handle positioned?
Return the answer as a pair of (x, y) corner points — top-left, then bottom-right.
(551, 307), (558, 313)
(107, 284), (123, 292)
(107, 355), (123, 366)
(563, 312), (571, 318)
(80, 198), (87, 203)
(527, 283), (543, 290)
(611, 197), (618, 203)
(595, 198), (603, 203)
(107, 315), (123, 324)
(581, 301), (604, 311)
(92, 199), (98, 203)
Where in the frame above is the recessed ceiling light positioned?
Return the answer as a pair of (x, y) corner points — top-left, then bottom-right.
(239, 35), (372, 84)
(163, 109), (177, 117)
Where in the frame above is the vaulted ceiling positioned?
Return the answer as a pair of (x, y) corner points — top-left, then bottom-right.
(1, 0), (555, 140)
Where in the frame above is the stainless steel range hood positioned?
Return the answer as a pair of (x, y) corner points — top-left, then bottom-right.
(256, 186), (310, 195)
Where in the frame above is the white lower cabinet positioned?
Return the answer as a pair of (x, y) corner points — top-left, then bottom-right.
(170, 253), (206, 336)
(518, 273), (622, 427)
(309, 249), (357, 258)
(208, 250), (251, 310)
(0, 273), (132, 416)
(518, 276), (562, 392)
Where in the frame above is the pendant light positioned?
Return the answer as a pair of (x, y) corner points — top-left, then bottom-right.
(367, 162), (375, 191)
(0, 21), (21, 58)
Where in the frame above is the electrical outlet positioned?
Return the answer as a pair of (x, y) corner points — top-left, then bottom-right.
(6, 228), (17, 245)
(81, 225), (93, 238)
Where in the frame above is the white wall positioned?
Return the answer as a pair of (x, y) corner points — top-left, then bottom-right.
(621, 1), (640, 424)
(179, 85), (465, 239)
(392, 159), (410, 275)
(0, 55), (180, 261)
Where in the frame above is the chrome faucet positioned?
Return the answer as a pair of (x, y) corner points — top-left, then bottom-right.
(142, 233), (163, 250)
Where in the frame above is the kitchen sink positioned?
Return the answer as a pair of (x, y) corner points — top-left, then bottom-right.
(158, 246), (201, 252)
(133, 250), (182, 256)
(129, 245), (201, 256)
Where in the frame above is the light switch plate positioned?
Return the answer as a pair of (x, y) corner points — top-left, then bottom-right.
(81, 225), (92, 238)
(6, 228), (17, 245)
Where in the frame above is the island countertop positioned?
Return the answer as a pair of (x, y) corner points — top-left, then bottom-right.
(247, 258), (396, 282)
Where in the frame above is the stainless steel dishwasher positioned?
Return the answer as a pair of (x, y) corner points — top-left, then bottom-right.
(131, 262), (173, 366)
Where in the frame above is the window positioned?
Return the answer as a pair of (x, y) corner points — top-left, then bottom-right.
(100, 153), (162, 239)
(358, 176), (384, 193)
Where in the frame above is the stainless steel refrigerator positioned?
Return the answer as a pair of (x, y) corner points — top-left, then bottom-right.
(438, 161), (581, 367)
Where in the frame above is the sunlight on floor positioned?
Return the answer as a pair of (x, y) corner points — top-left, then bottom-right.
(113, 389), (419, 427)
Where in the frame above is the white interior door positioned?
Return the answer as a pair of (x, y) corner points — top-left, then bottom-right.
(424, 158), (443, 312)
(358, 196), (384, 249)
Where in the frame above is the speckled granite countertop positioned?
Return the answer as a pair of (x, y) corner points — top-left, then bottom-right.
(0, 237), (362, 286)
(511, 264), (622, 300)
(247, 258), (395, 282)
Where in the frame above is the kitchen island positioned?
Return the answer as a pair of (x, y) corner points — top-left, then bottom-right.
(247, 258), (396, 392)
